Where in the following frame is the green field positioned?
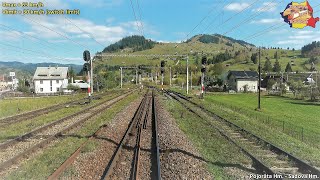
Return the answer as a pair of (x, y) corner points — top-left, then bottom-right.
(205, 93), (320, 134)
(0, 94), (86, 118)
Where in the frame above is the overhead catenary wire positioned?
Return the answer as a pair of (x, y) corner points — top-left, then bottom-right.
(129, 0), (144, 36)
(222, 0), (281, 36)
(0, 23), (76, 53)
(22, 15), (88, 50)
(0, 42), (79, 63)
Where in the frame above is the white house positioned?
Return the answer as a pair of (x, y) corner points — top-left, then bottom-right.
(33, 67), (68, 94)
(227, 71), (258, 92)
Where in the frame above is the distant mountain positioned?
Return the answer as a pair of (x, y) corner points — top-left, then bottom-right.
(186, 34), (255, 47)
(102, 35), (157, 53)
(0, 61), (82, 78)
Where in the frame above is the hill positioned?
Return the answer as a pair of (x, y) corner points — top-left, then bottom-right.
(102, 35), (156, 53)
(0, 61), (82, 78)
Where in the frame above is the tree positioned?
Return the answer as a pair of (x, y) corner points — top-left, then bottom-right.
(67, 84), (80, 92)
(251, 53), (258, 64)
(263, 58), (272, 72)
(68, 67), (76, 83)
(285, 62), (293, 72)
(210, 63), (224, 75)
(273, 59), (281, 72)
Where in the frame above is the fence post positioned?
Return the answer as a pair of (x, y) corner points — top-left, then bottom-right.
(301, 127), (304, 141)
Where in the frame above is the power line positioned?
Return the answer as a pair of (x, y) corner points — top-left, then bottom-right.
(182, 0), (227, 42)
(129, 0), (143, 36)
(222, 0), (280, 36)
(22, 15), (88, 49)
(0, 23), (75, 53)
(0, 42), (78, 62)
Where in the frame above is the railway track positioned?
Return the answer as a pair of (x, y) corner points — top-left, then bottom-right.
(0, 91), (117, 127)
(0, 90), (134, 172)
(165, 90), (320, 179)
(101, 89), (161, 180)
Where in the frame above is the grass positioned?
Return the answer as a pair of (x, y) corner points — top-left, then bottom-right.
(5, 92), (139, 179)
(0, 93), (86, 118)
(191, 94), (320, 166)
(0, 91), (123, 143)
(163, 98), (254, 179)
(205, 93), (320, 134)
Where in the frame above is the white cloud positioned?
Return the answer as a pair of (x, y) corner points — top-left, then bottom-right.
(253, 2), (278, 12)
(0, 30), (23, 41)
(277, 40), (302, 45)
(224, 3), (250, 11)
(251, 18), (282, 24)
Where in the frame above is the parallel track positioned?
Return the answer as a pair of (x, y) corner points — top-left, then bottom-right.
(0, 91), (118, 127)
(0, 90), (134, 172)
(165, 89), (320, 179)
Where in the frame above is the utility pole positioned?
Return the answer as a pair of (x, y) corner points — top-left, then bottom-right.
(186, 55), (189, 94)
(190, 71), (192, 90)
(90, 57), (93, 95)
(136, 68), (138, 85)
(169, 66), (172, 87)
(120, 67), (123, 89)
(258, 47), (261, 110)
(201, 56), (207, 98)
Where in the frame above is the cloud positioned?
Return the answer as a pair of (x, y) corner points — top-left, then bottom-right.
(224, 3), (250, 11)
(252, 2), (278, 12)
(277, 40), (302, 45)
(251, 18), (282, 24)
(0, 30), (23, 41)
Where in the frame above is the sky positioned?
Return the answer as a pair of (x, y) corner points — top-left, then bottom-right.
(0, 0), (319, 64)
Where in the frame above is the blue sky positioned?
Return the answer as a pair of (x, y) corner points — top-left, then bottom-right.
(0, 0), (319, 64)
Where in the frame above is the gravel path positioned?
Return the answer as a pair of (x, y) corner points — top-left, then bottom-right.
(64, 96), (143, 179)
(156, 96), (213, 180)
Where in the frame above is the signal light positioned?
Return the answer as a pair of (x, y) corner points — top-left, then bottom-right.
(160, 61), (165, 67)
(83, 50), (90, 62)
(201, 56), (207, 65)
(201, 65), (206, 73)
(161, 68), (165, 74)
(83, 63), (90, 71)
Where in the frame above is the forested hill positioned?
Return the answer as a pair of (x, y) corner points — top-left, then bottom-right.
(301, 41), (320, 57)
(186, 34), (255, 47)
(102, 35), (156, 53)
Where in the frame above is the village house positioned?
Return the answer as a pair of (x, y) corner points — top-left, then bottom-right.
(261, 75), (290, 92)
(227, 71), (258, 92)
(33, 66), (68, 94)
(0, 75), (8, 91)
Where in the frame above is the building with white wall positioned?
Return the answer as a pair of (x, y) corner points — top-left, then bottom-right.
(227, 71), (258, 92)
(33, 67), (68, 94)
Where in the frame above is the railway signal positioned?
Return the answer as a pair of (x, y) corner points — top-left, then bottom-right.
(160, 61), (165, 90)
(201, 56), (207, 98)
(83, 50), (92, 102)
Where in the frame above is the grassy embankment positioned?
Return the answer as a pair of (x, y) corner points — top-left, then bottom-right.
(163, 97), (254, 179)
(5, 92), (140, 179)
(0, 90), (128, 143)
(189, 93), (320, 166)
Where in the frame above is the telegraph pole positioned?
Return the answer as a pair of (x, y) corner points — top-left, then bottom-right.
(120, 67), (123, 89)
(258, 47), (261, 110)
(186, 55), (189, 94)
(90, 57), (93, 94)
(201, 56), (207, 98)
(169, 66), (172, 87)
(136, 68), (138, 85)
